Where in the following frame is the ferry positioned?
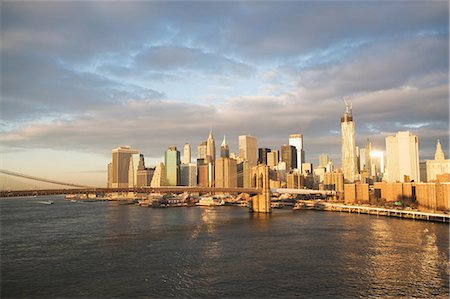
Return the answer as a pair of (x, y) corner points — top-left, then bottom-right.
(196, 196), (225, 206)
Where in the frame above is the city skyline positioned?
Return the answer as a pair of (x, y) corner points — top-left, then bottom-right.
(1, 1), (448, 187)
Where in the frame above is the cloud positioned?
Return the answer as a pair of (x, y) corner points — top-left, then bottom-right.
(134, 45), (254, 76)
(1, 1), (448, 168)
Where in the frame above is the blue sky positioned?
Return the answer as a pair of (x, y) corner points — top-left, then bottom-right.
(1, 1), (448, 187)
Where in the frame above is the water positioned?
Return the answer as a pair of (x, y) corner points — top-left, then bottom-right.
(1, 196), (449, 298)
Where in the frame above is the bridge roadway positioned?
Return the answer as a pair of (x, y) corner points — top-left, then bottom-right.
(0, 187), (262, 198)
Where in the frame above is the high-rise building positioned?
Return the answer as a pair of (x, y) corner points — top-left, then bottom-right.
(370, 151), (384, 181)
(267, 150), (279, 168)
(324, 171), (344, 193)
(180, 163), (197, 186)
(110, 146), (140, 188)
(425, 140), (450, 182)
(136, 154), (155, 187)
(239, 135), (257, 166)
(164, 146), (180, 186)
(364, 139), (372, 176)
(359, 148), (366, 173)
(289, 134), (305, 172)
(197, 164), (209, 187)
(215, 157), (237, 188)
(107, 162), (113, 188)
(183, 143), (191, 164)
(237, 161), (252, 188)
(150, 163), (166, 187)
(385, 131), (420, 183)
(258, 148), (271, 165)
(220, 135), (230, 158)
(302, 163), (313, 175)
(206, 130), (216, 163)
(319, 154), (330, 168)
(197, 141), (207, 160)
(341, 102), (358, 182)
(281, 144), (297, 171)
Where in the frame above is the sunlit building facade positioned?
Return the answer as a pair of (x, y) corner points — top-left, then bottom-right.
(110, 146), (140, 188)
(239, 135), (257, 166)
(289, 134), (305, 172)
(341, 102), (357, 182)
(164, 146), (180, 186)
(385, 131), (420, 183)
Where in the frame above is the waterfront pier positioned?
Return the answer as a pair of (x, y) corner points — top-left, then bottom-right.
(322, 203), (450, 223)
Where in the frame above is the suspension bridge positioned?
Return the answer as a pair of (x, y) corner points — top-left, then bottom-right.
(0, 169), (335, 199)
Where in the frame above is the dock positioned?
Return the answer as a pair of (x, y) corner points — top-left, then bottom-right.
(321, 203), (450, 223)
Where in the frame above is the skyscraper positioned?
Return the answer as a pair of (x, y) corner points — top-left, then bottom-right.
(110, 146), (140, 188)
(197, 141), (207, 160)
(319, 154), (330, 167)
(183, 143), (191, 164)
(341, 101), (358, 182)
(385, 131), (420, 183)
(220, 135), (230, 158)
(150, 163), (166, 187)
(180, 163), (197, 186)
(364, 139), (372, 176)
(206, 130), (216, 163)
(164, 146), (180, 186)
(215, 157), (237, 188)
(281, 144), (297, 171)
(267, 150), (279, 168)
(258, 148), (271, 165)
(289, 134), (305, 172)
(239, 135), (257, 166)
(137, 154), (155, 187)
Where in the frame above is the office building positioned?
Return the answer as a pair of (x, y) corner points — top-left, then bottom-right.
(302, 163), (313, 175)
(385, 131), (420, 183)
(239, 135), (257, 166)
(150, 163), (166, 187)
(197, 164), (209, 187)
(110, 146), (140, 188)
(107, 162), (113, 188)
(324, 171), (344, 193)
(164, 146), (180, 186)
(206, 130), (216, 163)
(289, 134), (305, 172)
(364, 139), (372, 176)
(341, 102), (358, 182)
(371, 151), (384, 181)
(319, 154), (330, 168)
(180, 163), (197, 186)
(237, 161), (252, 188)
(281, 144), (297, 171)
(267, 150), (279, 168)
(258, 148), (271, 165)
(215, 157), (237, 188)
(197, 141), (207, 160)
(136, 154), (155, 187)
(220, 135), (230, 158)
(426, 140), (450, 182)
(183, 143), (191, 164)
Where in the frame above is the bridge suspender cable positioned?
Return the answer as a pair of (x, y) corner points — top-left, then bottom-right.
(0, 169), (92, 188)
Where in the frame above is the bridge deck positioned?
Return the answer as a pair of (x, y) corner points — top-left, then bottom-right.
(0, 187), (262, 197)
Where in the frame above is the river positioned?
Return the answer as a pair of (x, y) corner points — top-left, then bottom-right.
(1, 196), (448, 298)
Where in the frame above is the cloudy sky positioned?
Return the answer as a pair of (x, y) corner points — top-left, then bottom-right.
(1, 1), (448, 187)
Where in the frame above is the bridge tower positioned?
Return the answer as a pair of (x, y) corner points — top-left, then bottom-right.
(251, 164), (271, 213)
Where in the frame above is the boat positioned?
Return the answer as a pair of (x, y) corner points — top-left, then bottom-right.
(38, 200), (53, 205)
(196, 196), (225, 206)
